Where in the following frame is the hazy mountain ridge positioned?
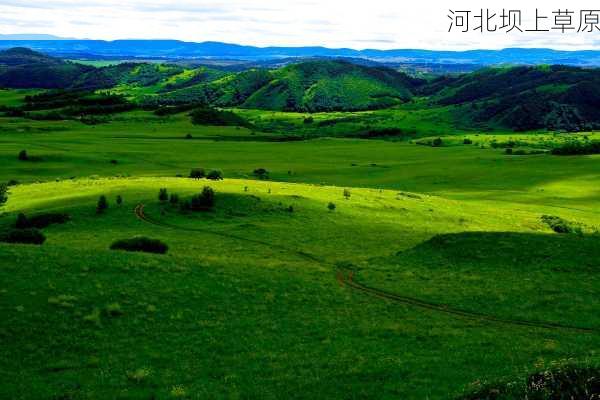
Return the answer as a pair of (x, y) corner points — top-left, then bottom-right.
(3, 39), (600, 66)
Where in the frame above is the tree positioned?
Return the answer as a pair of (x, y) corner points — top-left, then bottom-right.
(432, 138), (443, 147)
(206, 170), (223, 181)
(96, 195), (108, 214)
(18, 150), (28, 161)
(253, 168), (269, 180)
(116, 195), (123, 206)
(343, 189), (351, 200)
(158, 188), (169, 202)
(189, 168), (205, 180)
(328, 202), (336, 212)
(169, 193), (179, 205)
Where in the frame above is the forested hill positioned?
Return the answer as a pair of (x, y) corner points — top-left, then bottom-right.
(3, 47), (600, 130)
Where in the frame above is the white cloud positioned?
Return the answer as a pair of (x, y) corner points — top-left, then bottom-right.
(1, 0), (600, 49)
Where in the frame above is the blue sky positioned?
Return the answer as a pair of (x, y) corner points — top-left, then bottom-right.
(2, 0), (600, 49)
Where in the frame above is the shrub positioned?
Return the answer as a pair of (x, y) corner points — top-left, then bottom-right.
(7, 180), (18, 186)
(304, 116), (314, 124)
(253, 168), (269, 180)
(110, 159), (118, 165)
(206, 170), (223, 181)
(169, 194), (179, 205)
(15, 212), (70, 229)
(158, 188), (169, 202)
(541, 215), (582, 235)
(505, 147), (513, 155)
(0, 183), (7, 206)
(328, 202), (336, 211)
(15, 213), (28, 229)
(343, 189), (351, 199)
(96, 195), (108, 214)
(463, 138), (473, 145)
(110, 237), (168, 254)
(551, 140), (600, 156)
(190, 186), (215, 211)
(189, 168), (205, 179)
(116, 195), (123, 206)
(432, 138), (443, 147)
(0, 228), (46, 245)
(18, 150), (28, 161)
(185, 133), (193, 139)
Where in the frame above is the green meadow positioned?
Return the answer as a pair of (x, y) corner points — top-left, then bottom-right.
(0, 87), (599, 399)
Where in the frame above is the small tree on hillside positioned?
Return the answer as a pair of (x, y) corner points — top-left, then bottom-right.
(97, 195), (108, 214)
(189, 168), (205, 179)
(328, 202), (336, 212)
(343, 189), (351, 200)
(116, 195), (123, 206)
(206, 170), (223, 181)
(190, 186), (215, 211)
(18, 150), (28, 161)
(253, 168), (269, 180)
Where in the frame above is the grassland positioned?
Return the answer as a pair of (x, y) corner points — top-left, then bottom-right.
(0, 88), (599, 399)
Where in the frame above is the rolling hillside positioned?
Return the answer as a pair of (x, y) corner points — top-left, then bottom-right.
(0, 47), (93, 89)
(424, 65), (600, 131)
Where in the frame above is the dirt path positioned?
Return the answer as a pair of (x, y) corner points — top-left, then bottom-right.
(134, 203), (598, 335)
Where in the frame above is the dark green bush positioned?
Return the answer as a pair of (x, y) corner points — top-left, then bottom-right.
(463, 138), (473, 145)
(190, 186), (215, 211)
(206, 170), (223, 181)
(328, 202), (336, 211)
(116, 195), (123, 206)
(169, 194), (179, 205)
(189, 168), (205, 179)
(96, 195), (108, 214)
(110, 237), (168, 254)
(18, 150), (28, 161)
(432, 138), (443, 147)
(158, 188), (169, 202)
(0, 183), (7, 206)
(15, 212), (70, 229)
(253, 168), (269, 180)
(1, 228), (46, 245)
(189, 108), (251, 127)
(551, 141), (600, 155)
(541, 215), (582, 234)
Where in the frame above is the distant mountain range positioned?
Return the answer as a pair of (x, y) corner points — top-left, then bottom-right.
(2, 37), (600, 66)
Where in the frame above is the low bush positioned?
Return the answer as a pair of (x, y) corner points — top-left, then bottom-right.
(253, 168), (269, 180)
(15, 212), (70, 229)
(0, 228), (46, 245)
(432, 138), (443, 147)
(328, 202), (336, 211)
(169, 194), (179, 205)
(463, 138), (473, 145)
(18, 150), (28, 161)
(97, 195), (108, 214)
(0, 183), (7, 206)
(541, 215), (582, 234)
(190, 186), (215, 211)
(110, 237), (168, 254)
(551, 140), (600, 155)
(158, 188), (169, 202)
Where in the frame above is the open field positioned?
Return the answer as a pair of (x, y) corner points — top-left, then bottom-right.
(1, 87), (599, 399)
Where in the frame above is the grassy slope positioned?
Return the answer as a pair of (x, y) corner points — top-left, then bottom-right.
(1, 177), (599, 399)
(0, 93), (599, 398)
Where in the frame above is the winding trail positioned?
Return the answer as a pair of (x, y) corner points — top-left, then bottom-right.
(134, 203), (599, 335)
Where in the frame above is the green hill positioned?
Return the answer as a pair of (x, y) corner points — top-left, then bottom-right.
(0, 48), (93, 89)
(425, 65), (600, 131)
(239, 60), (423, 112)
